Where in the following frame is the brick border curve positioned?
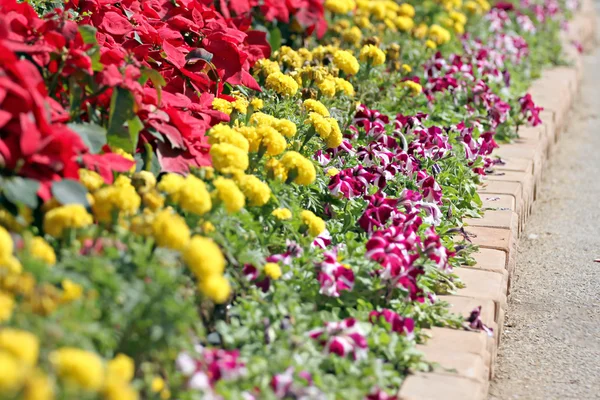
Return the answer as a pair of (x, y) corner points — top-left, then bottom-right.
(397, 2), (598, 398)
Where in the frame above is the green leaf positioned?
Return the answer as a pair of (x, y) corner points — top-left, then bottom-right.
(268, 27), (282, 52)
(3, 177), (40, 209)
(78, 25), (98, 45)
(107, 87), (138, 153)
(51, 179), (90, 207)
(68, 122), (107, 154)
(141, 68), (166, 106)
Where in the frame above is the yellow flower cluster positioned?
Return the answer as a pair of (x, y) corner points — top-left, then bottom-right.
(0, 226), (20, 274)
(429, 24), (452, 45)
(50, 348), (138, 398)
(234, 173), (272, 207)
(333, 50), (360, 76)
(152, 209), (191, 251)
(325, 0), (356, 14)
(29, 236), (56, 266)
(464, 0), (491, 14)
(400, 80), (423, 96)
(213, 177), (245, 214)
(305, 113), (343, 149)
(0, 328), (138, 399)
(272, 208), (292, 220)
(93, 177), (141, 223)
(43, 205), (93, 238)
(300, 210), (326, 237)
(359, 44), (386, 66)
(212, 98), (233, 115)
(266, 71), (299, 96)
(263, 262), (282, 280)
(183, 236), (231, 303)
(267, 151), (316, 186)
(303, 99), (330, 117)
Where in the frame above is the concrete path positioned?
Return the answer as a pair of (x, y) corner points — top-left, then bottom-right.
(489, 27), (600, 400)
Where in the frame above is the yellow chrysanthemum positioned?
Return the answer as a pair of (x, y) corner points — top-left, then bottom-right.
(257, 126), (287, 156)
(0, 291), (15, 322)
(183, 236), (225, 278)
(157, 173), (185, 202)
(266, 72), (299, 97)
(0, 351), (25, 392)
(263, 263), (282, 280)
(208, 124), (250, 152)
(398, 3), (415, 17)
(79, 169), (104, 192)
(0, 226), (13, 261)
(107, 354), (135, 383)
(50, 347), (105, 391)
(280, 152), (316, 186)
(43, 205), (93, 238)
(303, 99), (330, 117)
(333, 50), (360, 76)
(250, 98), (264, 110)
(198, 275), (231, 304)
(342, 26), (362, 45)
(213, 178), (245, 213)
(334, 77), (355, 97)
(275, 119), (297, 138)
(317, 78), (337, 97)
(24, 370), (54, 400)
(0, 328), (39, 366)
(401, 80), (423, 96)
(300, 210), (326, 237)
(306, 112), (332, 139)
(92, 183), (141, 223)
(271, 208), (292, 220)
(29, 237), (56, 266)
(212, 98), (233, 115)
(151, 209), (191, 251)
(178, 175), (212, 216)
(235, 174), (271, 207)
(359, 44), (386, 66)
(325, 118), (343, 149)
(210, 143), (249, 173)
(61, 279), (83, 303)
(325, 0), (355, 14)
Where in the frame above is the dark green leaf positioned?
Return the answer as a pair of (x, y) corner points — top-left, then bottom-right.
(269, 27), (282, 52)
(78, 25), (98, 45)
(107, 87), (137, 153)
(51, 179), (90, 207)
(68, 122), (107, 154)
(141, 68), (166, 106)
(3, 177), (40, 209)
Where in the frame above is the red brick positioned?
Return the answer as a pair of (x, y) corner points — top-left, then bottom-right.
(416, 345), (489, 381)
(478, 181), (522, 215)
(437, 295), (496, 327)
(421, 327), (491, 366)
(399, 372), (488, 400)
(465, 210), (519, 238)
(454, 268), (508, 313)
(481, 194), (515, 212)
(471, 248), (507, 274)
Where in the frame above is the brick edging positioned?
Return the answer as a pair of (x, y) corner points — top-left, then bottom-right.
(397, 3), (598, 399)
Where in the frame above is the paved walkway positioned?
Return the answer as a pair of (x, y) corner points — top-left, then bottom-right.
(489, 26), (600, 400)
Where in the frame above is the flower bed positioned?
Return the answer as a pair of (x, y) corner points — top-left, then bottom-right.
(0, 0), (577, 398)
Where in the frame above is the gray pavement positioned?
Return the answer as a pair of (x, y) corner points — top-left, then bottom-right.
(489, 29), (600, 400)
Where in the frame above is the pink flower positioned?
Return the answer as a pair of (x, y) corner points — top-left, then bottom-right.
(316, 249), (354, 297)
(308, 318), (368, 360)
(176, 346), (246, 391)
(369, 309), (415, 339)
